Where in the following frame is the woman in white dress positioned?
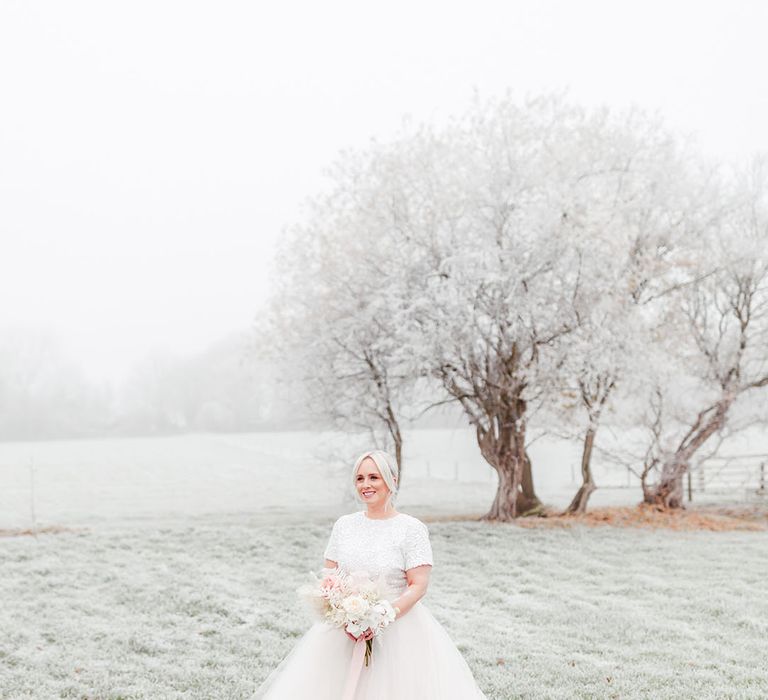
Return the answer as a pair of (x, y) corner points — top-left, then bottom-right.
(254, 450), (488, 700)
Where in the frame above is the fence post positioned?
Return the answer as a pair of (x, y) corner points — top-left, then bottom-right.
(687, 467), (693, 502)
(29, 457), (38, 538)
(760, 462), (766, 495)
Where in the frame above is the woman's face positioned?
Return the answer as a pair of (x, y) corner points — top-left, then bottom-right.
(355, 457), (391, 508)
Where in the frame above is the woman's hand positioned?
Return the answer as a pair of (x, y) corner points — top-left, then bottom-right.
(345, 628), (374, 642)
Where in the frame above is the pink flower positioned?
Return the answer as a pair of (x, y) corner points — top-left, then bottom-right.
(320, 573), (342, 591)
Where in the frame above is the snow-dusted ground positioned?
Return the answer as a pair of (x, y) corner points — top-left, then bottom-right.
(0, 427), (672, 530)
(1, 516), (766, 699)
(2, 427), (765, 531)
(1, 429), (767, 699)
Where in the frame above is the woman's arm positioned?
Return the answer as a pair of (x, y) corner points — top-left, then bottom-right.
(390, 564), (431, 619)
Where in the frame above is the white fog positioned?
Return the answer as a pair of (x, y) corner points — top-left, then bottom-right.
(1, 3), (767, 699)
(2, 1), (767, 396)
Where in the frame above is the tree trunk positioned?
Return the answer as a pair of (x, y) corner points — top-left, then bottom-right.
(390, 422), (404, 485)
(643, 396), (732, 510)
(517, 452), (543, 515)
(564, 426), (597, 514)
(484, 464), (518, 521)
(478, 428), (542, 521)
(383, 403), (404, 485)
(643, 473), (685, 509)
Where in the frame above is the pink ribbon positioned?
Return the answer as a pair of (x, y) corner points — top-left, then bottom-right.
(341, 638), (367, 700)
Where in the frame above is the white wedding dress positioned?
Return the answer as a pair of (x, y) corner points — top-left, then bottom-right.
(254, 511), (487, 699)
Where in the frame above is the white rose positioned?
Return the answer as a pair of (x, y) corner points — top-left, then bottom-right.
(342, 595), (370, 618)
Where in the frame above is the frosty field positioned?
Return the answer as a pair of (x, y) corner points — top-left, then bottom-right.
(0, 427), (678, 532)
(1, 429), (767, 699)
(1, 515), (767, 699)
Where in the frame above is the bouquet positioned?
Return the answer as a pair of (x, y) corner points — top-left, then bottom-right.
(299, 567), (396, 666)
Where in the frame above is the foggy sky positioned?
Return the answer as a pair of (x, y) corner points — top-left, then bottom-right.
(1, 0), (766, 384)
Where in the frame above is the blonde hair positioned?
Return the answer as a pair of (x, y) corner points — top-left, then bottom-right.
(352, 450), (399, 505)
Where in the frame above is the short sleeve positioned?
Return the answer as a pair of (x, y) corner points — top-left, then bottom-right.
(324, 519), (341, 562)
(403, 519), (433, 570)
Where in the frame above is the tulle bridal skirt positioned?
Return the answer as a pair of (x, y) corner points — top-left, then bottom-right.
(254, 601), (487, 699)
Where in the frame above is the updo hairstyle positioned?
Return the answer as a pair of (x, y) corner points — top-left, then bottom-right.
(351, 450), (399, 504)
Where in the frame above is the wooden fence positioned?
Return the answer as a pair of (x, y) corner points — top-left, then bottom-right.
(687, 454), (767, 501)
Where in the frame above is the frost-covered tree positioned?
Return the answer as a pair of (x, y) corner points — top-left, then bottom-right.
(397, 97), (711, 520)
(641, 163), (768, 508)
(119, 333), (270, 434)
(549, 121), (713, 514)
(556, 318), (621, 515)
(270, 94), (740, 520)
(0, 327), (109, 439)
(266, 150), (424, 473)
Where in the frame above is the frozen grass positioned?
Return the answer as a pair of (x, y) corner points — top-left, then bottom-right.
(3, 428), (765, 531)
(1, 429), (766, 698)
(1, 515), (766, 699)
(0, 428), (683, 531)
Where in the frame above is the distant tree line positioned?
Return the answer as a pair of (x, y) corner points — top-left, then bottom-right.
(268, 94), (768, 520)
(0, 330), (302, 440)
(0, 329), (109, 440)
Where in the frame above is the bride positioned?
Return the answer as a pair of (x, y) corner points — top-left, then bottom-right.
(254, 450), (488, 699)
